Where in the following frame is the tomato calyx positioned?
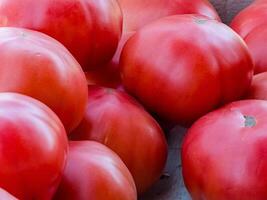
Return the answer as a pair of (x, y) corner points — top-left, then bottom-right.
(244, 115), (256, 127)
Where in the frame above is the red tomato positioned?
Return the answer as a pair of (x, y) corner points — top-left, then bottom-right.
(231, 2), (267, 74)
(247, 72), (267, 100)
(0, 93), (68, 200)
(87, 0), (220, 88)
(54, 141), (137, 200)
(0, 0), (122, 70)
(70, 86), (168, 193)
(0, 189), (18, 200)
(117, 0), (220, 32)
(0, 27), (88, 132)
(120, 14), (254, 126)
(182, 100), (267, 200)
(231, 0), (267, 38)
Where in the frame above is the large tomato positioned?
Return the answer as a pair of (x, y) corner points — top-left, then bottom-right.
(87, 0), (220, 88)
(0, 93), (68, 200)
(182, 100), (267, 200)
(231, 0), (267, 38)
(231, 1), (267, 74)
(0, 27), (88, 132)
(118, 0), (220, 32)
(247, 72), (267, 100)
(54, 141), (137, 200)
(70, 86), (168, 193)
(120, 14), (253, 126)
(0, 189), (18, 200)
(0, 0), (123, 70)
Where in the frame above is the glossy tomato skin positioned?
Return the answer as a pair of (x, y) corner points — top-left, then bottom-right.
(231, 2), (267, 74)
(231, 0), (267, 38)
(244, 27), (267, 74)
(54, 141), (137, 200)
(0, 189), (18, 200)
(247, 72), (267, 100)
(0, 93), (68, 200)
(182, 100), (267, 200)
(70, 86), (168, 193)
(0, 0), (122, 70)
(117, 0), (220, 32)
(0, 27), (88, 132)
(121, 15), (254, 126)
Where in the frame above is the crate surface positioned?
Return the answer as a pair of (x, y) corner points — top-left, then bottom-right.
(140, 0), (253, 199)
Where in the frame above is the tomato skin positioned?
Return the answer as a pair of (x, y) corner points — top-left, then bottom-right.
(54, 141), (137, 200)
(120, 14), (254, 126)
(230, 2), (267, 74)
(182, 100), (267, 200)
(0, 27), (88, 132)
(0, 93), (68, 200)
(247, 72), (267, 100)
(231, 0), (267, 39)
(70, 86), (168, 194)
(0, 0), (122, 71)
(0, 189), (18, 200)
(117, 0), (220, 32)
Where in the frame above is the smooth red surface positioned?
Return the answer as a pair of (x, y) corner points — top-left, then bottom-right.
(0, 93), (68, 200)
(54, 141), (137, 200)
(121, 15), (253, 126)
(70, 86), (168, 193)
(0, 27), (88, 132)
(0, 0), (122, 70)
(182, 100), (267, 200)
(0, 189), (18, 200)
(244, 27), (267, 74)
(118, 0), (220, 32)
(231, 0), (267, 38)
(231, 1), (267, 74)
(247, 72), (267, 100)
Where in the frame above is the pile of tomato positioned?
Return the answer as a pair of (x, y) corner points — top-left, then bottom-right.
(0, 0), (267, 199)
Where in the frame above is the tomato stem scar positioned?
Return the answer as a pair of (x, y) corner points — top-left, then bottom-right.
(244, 115), (256, 127)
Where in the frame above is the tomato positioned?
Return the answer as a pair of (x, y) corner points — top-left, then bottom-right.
(182, 100), (267, 200)
(117, 0), (220, 32)
(70, 86), (168, 193)
(54, 141), (137, 200)
(0, 27), (88, 132)
(0, 93), (68, 200)
(246, 72), (267, 100)
(0, 189), (18, 200)
(231, 2), (267, 74)
(0, 0), (123, 71)
(86, 0), (220, 88)
(120, 14), (253, 126)
(231, 0), (267, 38)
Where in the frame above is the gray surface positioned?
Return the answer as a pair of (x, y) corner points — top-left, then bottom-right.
(139, 0), (254, 200)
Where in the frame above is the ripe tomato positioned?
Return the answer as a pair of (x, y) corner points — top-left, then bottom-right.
(0, 0), (123, 70)
(121, 14), (253, 126)
(231, 2), (267, 74)
(70, 86), (168, 193)
(231, 0), (267, 38)
(117, 0), (220, 32)
(87, 0), (220, 88)
(0, 93), (68, 200)
(0, 189), (18, 200)
(182, 100), (267, 200)
(54, 141), (137, 200)
(247, 72), (267, 100)
(0, 27), (88, 132)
